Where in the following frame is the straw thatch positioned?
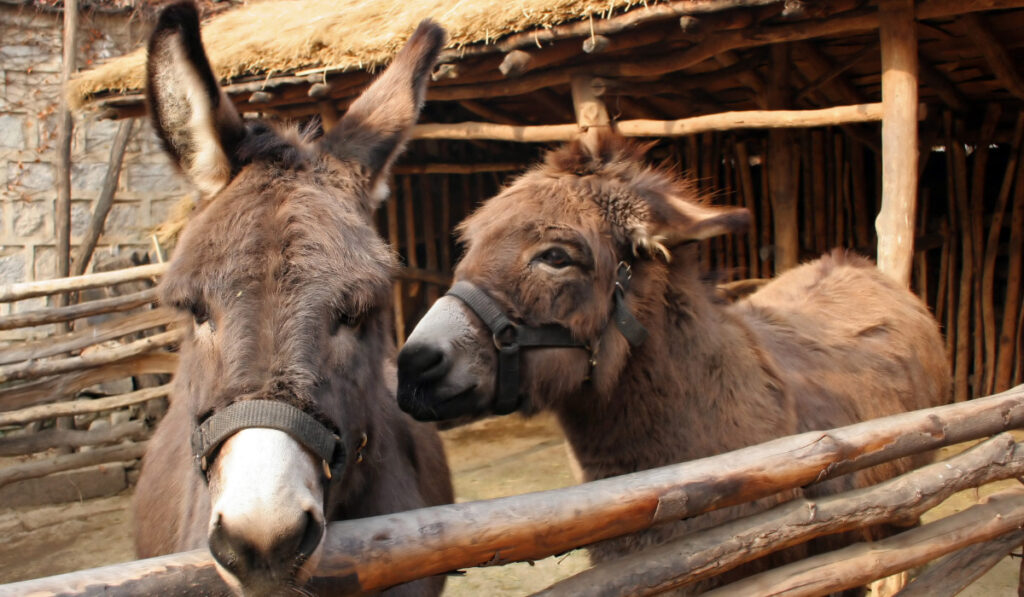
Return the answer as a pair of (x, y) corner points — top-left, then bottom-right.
(69, 0), (662, 107)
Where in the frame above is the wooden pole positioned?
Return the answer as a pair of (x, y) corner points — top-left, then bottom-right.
(0, 384), (172, 427)
(72, 119), (135, 276)
(535, 433), (1024, 597)
(0, 353), (177, 413)
(961, 12), (1024, 101)
(0, 441), (147, 489)
(985, 113), (1024, 392)
(768, 44), (799, 273)
(0, 286), (158, 331)
(0, 328), (181, 385)
(0, 262), (166, 303)
(0, 420), (148, 457)
(875, 0), (919, 286)
(5, 386), (1024, 596)
(899, 527), (1024, 597)
(701, 489), (1024, 597)
(0, 308), (174, 366)
(571, 74), (611, 151)
(412, 103), (899, 143)
(54, 0), (79, 294)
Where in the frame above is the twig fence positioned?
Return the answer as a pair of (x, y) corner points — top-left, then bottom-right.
(0, 386), (1022, 595)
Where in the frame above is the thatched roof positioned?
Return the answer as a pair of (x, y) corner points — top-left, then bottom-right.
(69, 0), (665, 107)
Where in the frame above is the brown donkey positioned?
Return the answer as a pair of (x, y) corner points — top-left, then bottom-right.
(134, 4), (452, 595)
(397, 133), (950, 591)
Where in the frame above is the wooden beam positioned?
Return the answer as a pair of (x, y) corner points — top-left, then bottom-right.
(457, 100), (520, 125)
(55, 0), (79, 292)
(961, 12), (1024, 101)
(571, 75), (611, 150)
(71, 119), (135, 276)
(0, 441), (147, 489)
(0, 420), (148, 457)
(702, 489), (1024, 597)
(0, 308), (174, 365)
(0, 354), (177, 413)
(898, 527), (1024, 597)
(792, 41), (872, 105)
(918, 58), (972, 113)
(769, 43), (800, 273)
(535, 433), (1024, 596)
(5, 386), (1024, 596)
(0, 384), (172, 427)
(0, 328), (182, 385)
(412, 103), (899, 142)
(85, 0), (1024, 120)
(0, 262), (166, 303)
(392, 162), (525, 175)
(0, 286), (158, 330)
(875, 0), (919, 286)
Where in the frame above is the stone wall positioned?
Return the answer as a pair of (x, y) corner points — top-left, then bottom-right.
(0, 5), (185, 317)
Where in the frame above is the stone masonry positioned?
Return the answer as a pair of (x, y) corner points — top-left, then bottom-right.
(1, 5), (184, 318)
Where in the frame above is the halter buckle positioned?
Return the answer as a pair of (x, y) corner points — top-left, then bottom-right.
(493, 322), (519, 350)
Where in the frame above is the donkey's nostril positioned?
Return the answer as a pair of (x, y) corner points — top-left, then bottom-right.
(293, 510), (325, 564)
(397, 341), (450, 384)
(209, 515), (249, 577)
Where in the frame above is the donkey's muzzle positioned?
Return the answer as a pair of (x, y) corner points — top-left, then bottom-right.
(209, 509), (324, 593)
(397, 340), (478, 421)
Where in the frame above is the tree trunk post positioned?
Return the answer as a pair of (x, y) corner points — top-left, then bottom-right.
(768, 43), (799, 273)
(876, 0), (919, 286)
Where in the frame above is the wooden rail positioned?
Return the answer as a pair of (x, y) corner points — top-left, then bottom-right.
(2, 385), (1022, 596)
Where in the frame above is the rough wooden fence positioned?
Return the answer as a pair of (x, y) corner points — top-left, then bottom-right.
(0, 264), (176, 500)
(2, 385), (1023, 596)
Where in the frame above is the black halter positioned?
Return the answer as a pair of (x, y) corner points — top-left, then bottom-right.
(191, 400), (347, 483)
(446, 261), (648, 414)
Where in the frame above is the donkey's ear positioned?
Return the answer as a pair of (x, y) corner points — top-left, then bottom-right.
(320, 21), (445, 207)
(636, 195), (751, 258)
(146, 2), (245, 197)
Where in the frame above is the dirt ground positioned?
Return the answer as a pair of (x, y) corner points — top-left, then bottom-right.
(0, 414), (1018, 595)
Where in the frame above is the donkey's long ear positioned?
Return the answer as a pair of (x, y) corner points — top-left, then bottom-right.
(320, 21), (445, 207)
(637, 195), (751, 257)
(146, 2), (245, 197)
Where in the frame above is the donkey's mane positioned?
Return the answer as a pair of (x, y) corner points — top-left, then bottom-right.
(527, 133), (708, 256)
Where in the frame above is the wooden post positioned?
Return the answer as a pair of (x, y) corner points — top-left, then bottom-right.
(875, 0), (919, 286)
(72, 119), (134, 276)
(55, 0), (79, 293)
(570, 74), (611, 151)
(768, 44), (799, 273)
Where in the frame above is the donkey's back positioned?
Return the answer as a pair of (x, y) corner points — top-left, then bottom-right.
(736, 250), (949, 479)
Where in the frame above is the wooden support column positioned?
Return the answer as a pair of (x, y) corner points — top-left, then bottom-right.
(571, 75), (611, 149)
(876, 0), (919, 286)
(768, 44), (799, 273)
(55, 0), (79, 289)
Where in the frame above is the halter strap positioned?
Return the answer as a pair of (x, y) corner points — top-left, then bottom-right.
(191, 400), (346, 481)
(445, 260), (648, 414)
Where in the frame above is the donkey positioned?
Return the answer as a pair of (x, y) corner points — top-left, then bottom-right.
(133, 4), (452, 595)
(397, 133), (950, 591)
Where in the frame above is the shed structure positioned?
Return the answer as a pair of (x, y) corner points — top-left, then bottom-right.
(69, 0), (1024, 401)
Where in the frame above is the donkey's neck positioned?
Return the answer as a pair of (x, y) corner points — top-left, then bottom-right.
(557, 268), (794, 481)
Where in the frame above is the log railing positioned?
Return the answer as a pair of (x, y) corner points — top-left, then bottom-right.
(2, 385), (1023, 596)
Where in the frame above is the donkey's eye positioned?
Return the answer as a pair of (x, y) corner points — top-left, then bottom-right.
(332, 311), (365, 335)
(535, 247), (574, 269)
(190, 302), (211, 326)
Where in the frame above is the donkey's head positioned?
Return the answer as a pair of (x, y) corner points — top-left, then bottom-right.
(397, 133), (749, 421)
(147, 4), (443, 594)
